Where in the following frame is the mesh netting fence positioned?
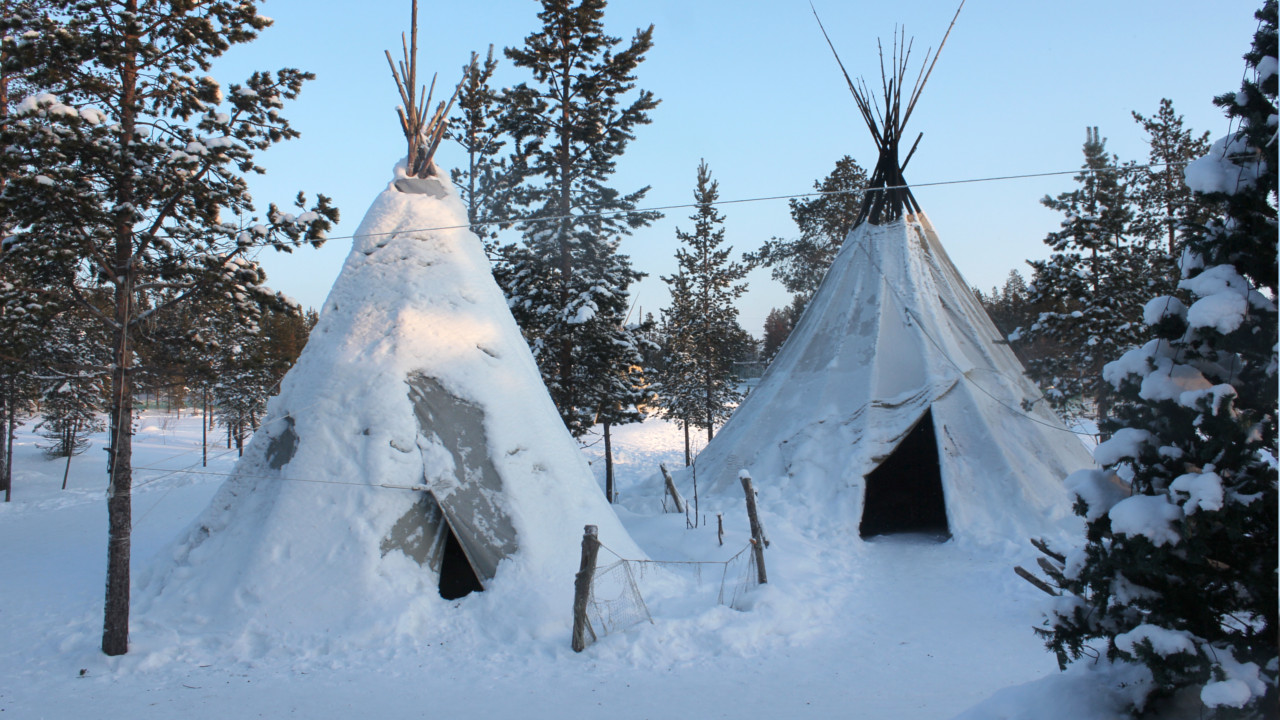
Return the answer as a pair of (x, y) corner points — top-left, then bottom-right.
(580, 542), (760, 649)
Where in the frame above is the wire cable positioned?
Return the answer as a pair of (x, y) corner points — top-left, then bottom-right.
(315, 162), (1193, 243)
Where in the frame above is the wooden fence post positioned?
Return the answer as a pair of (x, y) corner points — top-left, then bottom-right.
(571, 524), (601, 652)
(740, 472), (767, 585)
(659, 463), (686, 513)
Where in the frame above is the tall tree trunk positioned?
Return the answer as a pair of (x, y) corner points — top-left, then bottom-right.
(102, 290), (135, 657)
(1, 382), (9, 502)
(0, 56), (10, 505)
(60, 419), (76, 490)
(3, 384), (12, 503)
(705, 381), (714, 444)
(5, 400), (13, 503)
(683, 420), (691, 467)
(201, 389), (207, 467)
(554, 39), (575, 428)
(603, 420), (614, 503)
(103, 15), (139, 656)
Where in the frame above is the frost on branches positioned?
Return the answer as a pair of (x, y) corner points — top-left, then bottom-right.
(1034, 4), (1278, 715)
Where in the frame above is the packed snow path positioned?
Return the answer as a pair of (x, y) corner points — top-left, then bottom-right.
(1, 413), (1068, 719)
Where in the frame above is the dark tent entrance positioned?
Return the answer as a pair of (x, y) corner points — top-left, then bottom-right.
(858, 408), (950, 539)
(437, 521), (484, 600)
(379, 493), (489, 600)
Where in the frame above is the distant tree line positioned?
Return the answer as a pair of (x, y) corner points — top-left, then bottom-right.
(972, 98), (1213, 425)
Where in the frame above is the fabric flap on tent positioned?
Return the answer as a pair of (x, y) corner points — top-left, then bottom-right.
(407, 373), (518, 584)
(381, 493), (450, 573)
(864, 377), (958, 465)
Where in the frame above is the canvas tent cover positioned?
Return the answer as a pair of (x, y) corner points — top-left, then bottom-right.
(691, 214), (1092, 545)
(138, 164), (639, 650)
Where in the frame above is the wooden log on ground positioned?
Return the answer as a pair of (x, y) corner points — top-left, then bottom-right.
(571, 525), (601, 652)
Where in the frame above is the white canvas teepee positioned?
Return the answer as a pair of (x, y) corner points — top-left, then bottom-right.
(139, 20), (641, 642)
(694, 213), (1092, 543)
(140, 12), (641, 649)
(140, 162), (640, 647)
(688, 13), (1092, 545)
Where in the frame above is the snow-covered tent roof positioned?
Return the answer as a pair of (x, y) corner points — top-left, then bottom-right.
(693, 213), (1091, 544)
(687, 14), (1091, 545)
(139, 165), (639, 648)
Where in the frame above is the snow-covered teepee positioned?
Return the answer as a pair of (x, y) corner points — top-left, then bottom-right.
(691, 15), (1093, 546)
(140, 8), (638, 650)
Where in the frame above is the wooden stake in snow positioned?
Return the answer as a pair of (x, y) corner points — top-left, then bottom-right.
(571, 525), (601, 652)
(659, 463), (685, 513)
(740, 471), (767, 585)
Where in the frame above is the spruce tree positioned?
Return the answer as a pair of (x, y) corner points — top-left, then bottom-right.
(746, 155), (866, 307)
(0, 0), (336, 655)
(658, 161), (748, 446)
(1017, 128), (1152, 424)
(497, 0), (659, 436)
(579, 317), (653, 502)
(1037, 4), (1277, 714)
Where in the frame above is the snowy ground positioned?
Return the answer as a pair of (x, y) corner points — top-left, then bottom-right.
(2, 411), (1095, 719)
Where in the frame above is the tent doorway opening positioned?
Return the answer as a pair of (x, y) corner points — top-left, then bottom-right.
(438, 522), (484, 600)
(859, 408), (949, 539)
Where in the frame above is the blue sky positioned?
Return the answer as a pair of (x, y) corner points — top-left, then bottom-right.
(216, 0), (1263, 335)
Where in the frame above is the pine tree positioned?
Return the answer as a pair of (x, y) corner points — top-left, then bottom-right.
(579, 318), (654, 502)
(0, 1), (49, 503)
(1130, 99), (1213, 258)
(1037, 4), (1277, 714)
(654, 272), (699, 465)
(497, 0), (659, 436)
(1017, 128), (1152, 424)
(761, 307), (793, 361)
(448, 45), (516, 256)
(208, 301), (305, 455)
(658, 161), (748, 448)
(0, 267), (45, 502)
(36, 305), (108, 464)
(0, 1), (337, 655)
(745, 155), (866, 305)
